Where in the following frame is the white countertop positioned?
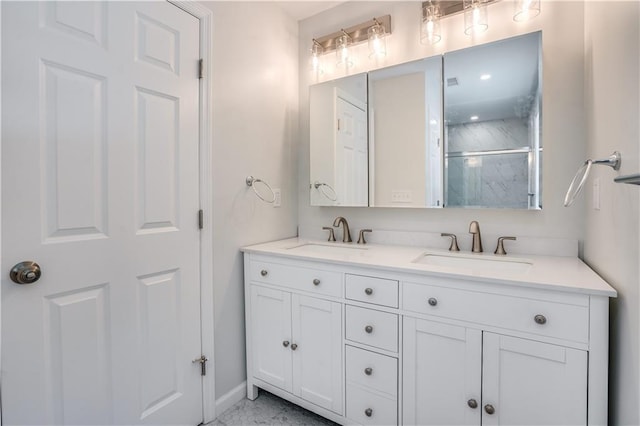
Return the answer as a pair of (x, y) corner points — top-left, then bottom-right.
(241, 238), (617, 297)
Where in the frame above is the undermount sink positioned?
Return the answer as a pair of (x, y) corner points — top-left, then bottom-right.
(286, 243), (368, 255)
(412, 253), (532, 273)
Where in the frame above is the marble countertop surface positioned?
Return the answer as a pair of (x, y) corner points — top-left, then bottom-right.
(242, 238), (617, 297)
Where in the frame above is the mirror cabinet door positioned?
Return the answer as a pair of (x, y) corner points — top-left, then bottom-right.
(309, 73), (368, 207)
(444, 31), (542, 209)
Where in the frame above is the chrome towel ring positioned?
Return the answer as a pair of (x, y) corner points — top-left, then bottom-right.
(246, 176), (276, 204)
(564, 151), (621, 207)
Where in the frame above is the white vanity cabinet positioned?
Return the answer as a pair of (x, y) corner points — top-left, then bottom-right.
(243, 240), (614, 426)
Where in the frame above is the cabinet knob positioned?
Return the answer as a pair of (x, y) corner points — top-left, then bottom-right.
(282, 340), (290, 347)
(364, 367), (373, 376)
(290, 343), (298, 351)
(260, 269), (268, 276)
(534, 314), (547, 325)
(484, 404), (495, 415)
(428, 297), (438, 306)
(313, 278), (321, 286)
(364, 325), (374, 334)
(467, 399), (478, 409)
(364, 287), (373, 295)
(364, 408), (373, 417)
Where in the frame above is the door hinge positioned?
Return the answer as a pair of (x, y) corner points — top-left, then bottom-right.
(198, 209), (204, 230)
(198, 58), (204, 79)
(192, 355), (208, 376)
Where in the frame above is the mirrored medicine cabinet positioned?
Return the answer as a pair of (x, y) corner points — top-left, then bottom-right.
(309, 31), (542, 210)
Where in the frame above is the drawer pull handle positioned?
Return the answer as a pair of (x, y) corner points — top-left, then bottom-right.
(260, 269), (268, 277)
(364, 408), (373, 417)
(534, 314), (547, 325)
(467, 399), (478, 409)
(313, 278), (321, 286)
(282, 340), (290, 347)
(484, 404), (495, 415)
(364, 287), (373, 295)
(428, 297), (438, 306)
(364, 367), (373, 376)
(365, 325), (374, 333)
(290, 343), (298, 351)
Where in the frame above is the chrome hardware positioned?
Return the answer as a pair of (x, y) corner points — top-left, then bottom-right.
(428, 297), (438, 306)
(365, 325), (373, 333)
(469, 221), (483, 253)
(364, 367), (373, 376)
(364, 408), (373, 417)
(494, 236), (516, 255)
(198, 209), (204, 229)
(282, 340), (290, 347)
(441, 233), (460, 252)
(467, 399), (478, 409)
(291, 343), (298, 350)
(313, 278), (321, 286)
(260, 269), (268, 276)
(322, 226), (336, 242)
(357, 229), (372, 244)
(10, 261), (42, 285)
(333, 216), (352, 243)
(534, 314), (547, 325)
(192, 355), (208, 376)
(364, 287), (374, 295)
(484, 404), (495, 415)
(198, 58), (204, 79)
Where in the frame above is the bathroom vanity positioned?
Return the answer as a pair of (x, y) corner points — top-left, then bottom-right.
(242, 239), (616, 426)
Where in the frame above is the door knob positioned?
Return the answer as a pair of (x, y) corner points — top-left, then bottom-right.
(467, 399), (478, 409)
(10, 261), (41, 284)
(484, 404), (495, 415)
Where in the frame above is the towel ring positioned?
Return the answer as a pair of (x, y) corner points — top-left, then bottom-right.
(246, 176), (275, 204)
(313, 181), (337, 201)
(564, 151), (621, 207)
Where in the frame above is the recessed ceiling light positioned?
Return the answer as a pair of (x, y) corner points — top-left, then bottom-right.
(470, 115), (479, 121)
(480, 74), (491, 80)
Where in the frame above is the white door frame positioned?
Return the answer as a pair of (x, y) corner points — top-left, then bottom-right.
(168, 1), (216, 423)
(0, 1), (217, 423)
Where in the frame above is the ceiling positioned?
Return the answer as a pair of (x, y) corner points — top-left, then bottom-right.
(273, 1), (344, 21)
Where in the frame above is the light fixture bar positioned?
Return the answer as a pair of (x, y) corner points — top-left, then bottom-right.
(313, 15), (392, 53)
(421, 0), (497, 18)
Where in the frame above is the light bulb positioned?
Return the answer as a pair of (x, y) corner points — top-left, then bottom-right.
(421, 3), (441, 45)
(464, 0), (488, 35)
(368, 21), (387, 58)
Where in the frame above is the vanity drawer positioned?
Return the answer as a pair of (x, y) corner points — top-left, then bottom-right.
(250, 261), (341, 298)
(346, 274), (399, 308)
(402, 281), (589, 343)
(346, 305), (398, 352)
(346, 345), (397, 397)
(346, 384), (397, 426)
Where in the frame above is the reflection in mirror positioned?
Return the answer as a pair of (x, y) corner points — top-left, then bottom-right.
(368, 57), (443, 208)
(444, 31), (542, 209)
(309, 73), (368, 206)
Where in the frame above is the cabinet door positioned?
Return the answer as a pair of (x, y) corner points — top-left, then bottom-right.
(250, 285), (293, 392)
(403, 317), (481, 425)
(291, 294), (343, 414)
(482, 333), (587, 425)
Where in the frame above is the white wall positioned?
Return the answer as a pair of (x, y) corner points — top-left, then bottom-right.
(299, 1), (586, 250)
(202, 2), (299, 399)
(583, 2), (640, 424)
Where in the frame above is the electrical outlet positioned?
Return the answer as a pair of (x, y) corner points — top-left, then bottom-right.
(391, 190), (413, 203)
(273, 189), (281, 207)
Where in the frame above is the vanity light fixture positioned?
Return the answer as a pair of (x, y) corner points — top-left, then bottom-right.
(514, 0), (541, 22)
(310, 15), (392, 70)
(421, 1), (442, 45)
(464, 0), (489, 35)
(310, 39), (323, 73)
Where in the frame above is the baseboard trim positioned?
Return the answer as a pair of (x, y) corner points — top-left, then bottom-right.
(215, 381), (247, 416)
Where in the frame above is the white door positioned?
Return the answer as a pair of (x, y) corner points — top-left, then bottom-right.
(335, 96), (368, 206)
(482, 333), (587, 425)
(292, 294), (342, 414)
(2, 2), (203, 424)
(251, 285), (293, 393)
(403, 318), (482, 425)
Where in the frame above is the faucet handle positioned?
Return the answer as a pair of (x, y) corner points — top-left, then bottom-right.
(322, 226), (336, 242)
(494, 236), (516, 255)
(357, 229), (372, 244)
(441, 233), (460, 252)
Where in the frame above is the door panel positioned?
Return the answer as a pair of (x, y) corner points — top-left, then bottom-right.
(2, 2), (202, 424)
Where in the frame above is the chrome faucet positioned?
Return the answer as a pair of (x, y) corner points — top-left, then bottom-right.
(469, 221), (483, 253)
(333, 217), (352, 243)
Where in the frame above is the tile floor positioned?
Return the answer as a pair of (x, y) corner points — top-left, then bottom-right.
(208, 390), (339, 426)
